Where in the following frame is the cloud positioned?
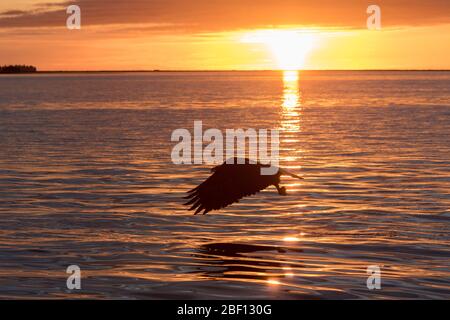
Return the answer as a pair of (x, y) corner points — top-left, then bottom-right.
(1, 10), (28, 16)
(0, 0), (449, 32)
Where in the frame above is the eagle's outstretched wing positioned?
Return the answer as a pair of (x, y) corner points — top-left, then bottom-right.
(184, 161), (274, 215)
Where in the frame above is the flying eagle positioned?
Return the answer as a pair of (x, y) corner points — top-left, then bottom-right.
(184, 158), (303, 215)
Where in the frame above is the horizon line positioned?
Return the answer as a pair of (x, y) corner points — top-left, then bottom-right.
(21, 69), (450, 73)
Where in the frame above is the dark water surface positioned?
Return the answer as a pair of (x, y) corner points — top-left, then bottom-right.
(0, 71), (449, 299)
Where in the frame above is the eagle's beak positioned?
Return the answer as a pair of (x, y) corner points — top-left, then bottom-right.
(280, 168), (304, 179)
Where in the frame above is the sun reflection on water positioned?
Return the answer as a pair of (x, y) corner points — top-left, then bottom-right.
(280, 70), (303, 171)
(281, 70), (302, 132)
(267, 279), (281, 286)
(283, 236), (301, 242)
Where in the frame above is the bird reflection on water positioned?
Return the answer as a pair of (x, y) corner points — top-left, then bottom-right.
(192, 242), (303, 284)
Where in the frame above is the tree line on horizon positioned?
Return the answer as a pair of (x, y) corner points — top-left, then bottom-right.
(0, 65), (37, 73)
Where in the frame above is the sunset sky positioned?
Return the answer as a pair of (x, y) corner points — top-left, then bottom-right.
(1, 0), (449, 70)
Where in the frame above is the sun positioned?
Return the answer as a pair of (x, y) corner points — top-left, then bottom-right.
(242, 30), (317, 70)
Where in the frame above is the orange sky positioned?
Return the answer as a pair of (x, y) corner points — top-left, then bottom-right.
(0, 0), (449, 70)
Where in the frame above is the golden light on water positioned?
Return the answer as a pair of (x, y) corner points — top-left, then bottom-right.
(283, 236), (301, 242)
(280, 69), (303, 171)
(283, 70), (299, 82)
(283, 266), (295, 278)
(282, 76), (300, 115)
(281, 70), (302, 134)
(282, 70), (301, 111)
(267, 279), (281, 286)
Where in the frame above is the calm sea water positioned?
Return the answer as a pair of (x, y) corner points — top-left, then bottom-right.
(0, 71), (449, 299)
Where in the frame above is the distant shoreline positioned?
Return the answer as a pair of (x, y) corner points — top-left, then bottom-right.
(0, 65), (37, 74)
(3, 69), (449, 74)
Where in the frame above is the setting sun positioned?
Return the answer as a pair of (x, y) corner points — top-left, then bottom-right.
(242, 30), (317, 70)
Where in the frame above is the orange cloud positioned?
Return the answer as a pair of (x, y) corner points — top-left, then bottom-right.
(0, 0), (449, 32)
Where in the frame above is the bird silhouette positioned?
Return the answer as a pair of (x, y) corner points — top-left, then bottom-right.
(184, 158), (303, 215)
